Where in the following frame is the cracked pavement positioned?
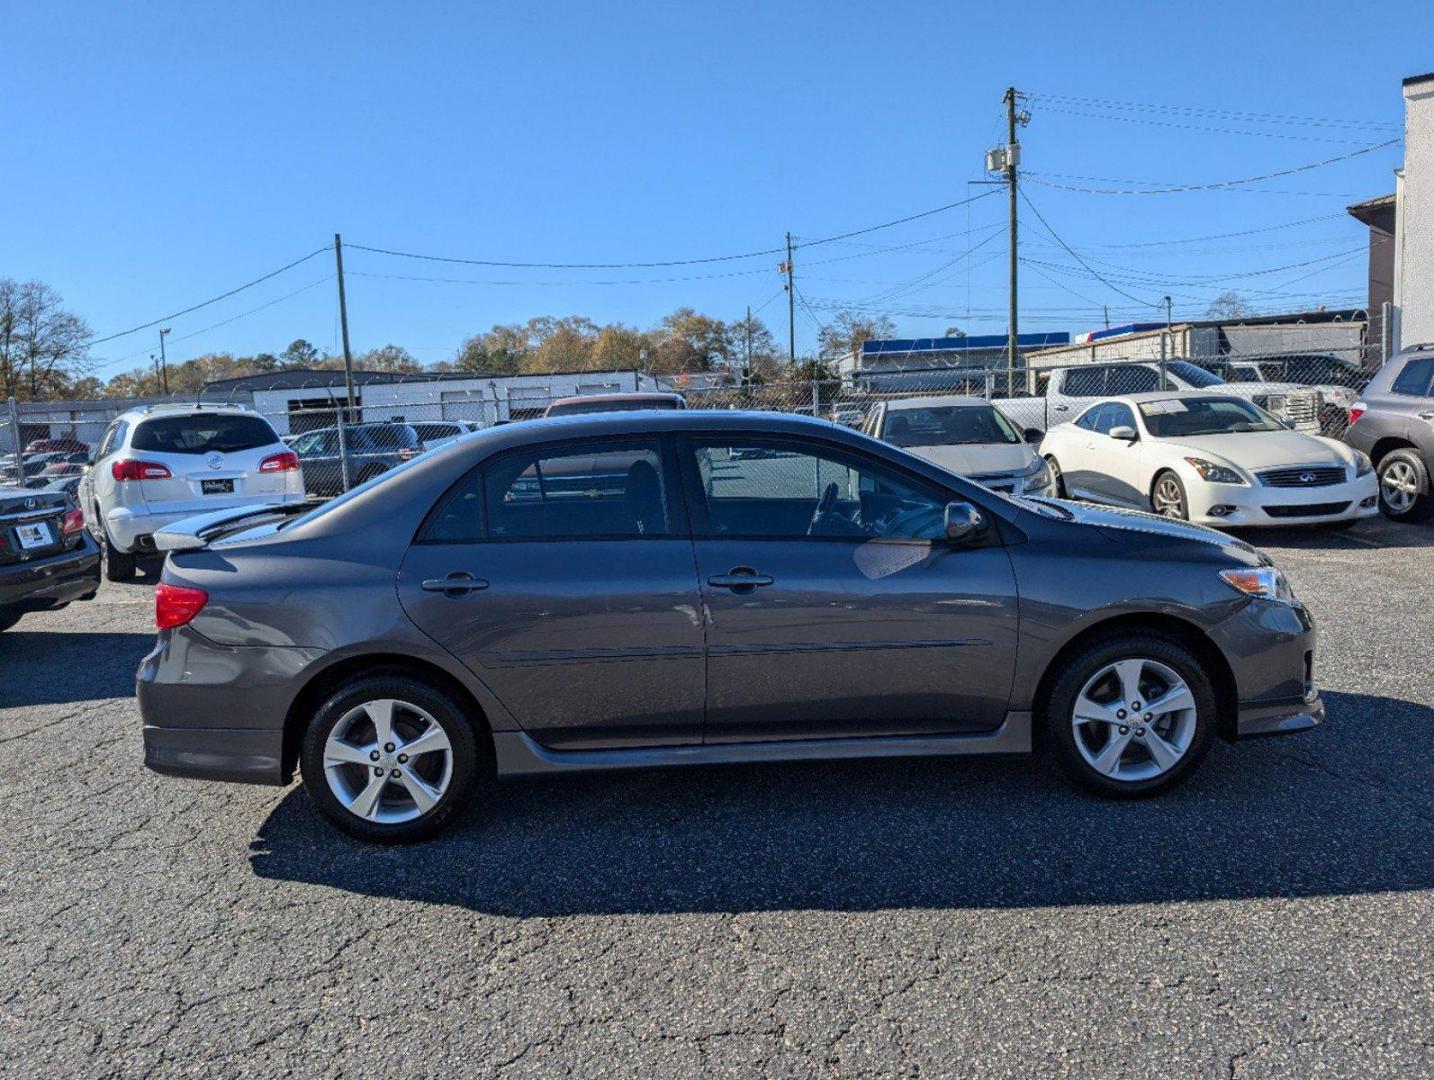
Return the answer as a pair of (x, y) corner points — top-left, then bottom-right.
(1, 518), (1431, 1078)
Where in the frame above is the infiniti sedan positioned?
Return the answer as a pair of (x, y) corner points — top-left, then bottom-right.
(139, 411), (1323, 842)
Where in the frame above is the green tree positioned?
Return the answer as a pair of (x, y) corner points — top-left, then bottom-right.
(817, 309), (895, 360)
(525, 316), (599, 372)
(455, 323), (529, 373)
(649, 307), (733, 374)
(280, 338), (321, 368)
(728, 311), (781, 379)
(356, 344), (421, 373)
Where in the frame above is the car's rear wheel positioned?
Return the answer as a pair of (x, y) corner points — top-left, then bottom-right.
(1044, 455), (1067, 497)
(1376, 449), (1434, 522)
(0, 610), (21, 633)
(1044, 633), (1215, 798)
(1150, 470), (1188, 520)
(102, 525), (136, 581)
(300, 675), (482, 843)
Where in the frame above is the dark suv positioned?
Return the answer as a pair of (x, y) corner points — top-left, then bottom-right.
(289, 422), (422, 496)
(1344, 345), (1434, 521)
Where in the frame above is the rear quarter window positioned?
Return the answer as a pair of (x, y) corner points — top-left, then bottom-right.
(131, 414), (279, 454)
(1391, 357), (1434, 397)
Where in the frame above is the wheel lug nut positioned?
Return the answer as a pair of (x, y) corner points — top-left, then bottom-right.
(369, 750), (380, 762)
(390, 768), (401, 777)
(373, 766), (384, 776)
(384, 743), (396, 753)
(1116, 709), (1127, 719)
(1143, 713), (1152, 722)
(397, 754), (408, 764)
(1119, 725), (1129, 735)
(1137, 728), (1146, 736)
(1131, 701), (1141, 710)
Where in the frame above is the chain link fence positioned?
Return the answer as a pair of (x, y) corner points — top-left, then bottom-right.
(0, 343), (1382, 500)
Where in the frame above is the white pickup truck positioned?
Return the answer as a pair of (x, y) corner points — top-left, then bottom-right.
(988, 360), (1324, 435)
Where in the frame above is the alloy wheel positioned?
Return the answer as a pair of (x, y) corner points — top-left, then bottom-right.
(1071, 657), (1197, 782)
(1152, 476), (1185, 519)
(323, 698), (453, 824)
(1380, 459), (1418, 514)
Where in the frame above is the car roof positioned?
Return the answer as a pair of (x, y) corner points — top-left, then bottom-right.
(119, 403), (257, 420)
(882, 394), (989, 410)
(1100, 390), (1242, 405)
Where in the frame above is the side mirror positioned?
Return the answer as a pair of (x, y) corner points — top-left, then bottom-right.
(1023, 428), (1044, 444)
(1108, 425), (1137, 441)
(944, 501), (986, 543)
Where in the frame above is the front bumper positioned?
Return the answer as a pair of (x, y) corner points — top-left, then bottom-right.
(1187, 473), (1378, 528)
(0, 537), (101, 612)
(137, 625), (322, 785)
(1209, 597), (1323, 741)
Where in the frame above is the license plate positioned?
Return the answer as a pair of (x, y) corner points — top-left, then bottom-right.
(16, 522), (52, 549)
(201, 479), (235, 495)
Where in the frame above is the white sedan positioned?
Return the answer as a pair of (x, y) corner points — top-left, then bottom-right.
(1038, 392), (1378, 527)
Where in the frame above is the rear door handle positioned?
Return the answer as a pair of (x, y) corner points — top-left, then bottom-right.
(421, 572), (489, 596)
(708, 567), (774, 592)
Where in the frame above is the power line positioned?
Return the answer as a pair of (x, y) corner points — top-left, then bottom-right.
(1018, 190), (1159, 306)
(1023, 138), (1400, 194)
(85, 246), (330, 346)
(1037, 105), (1397, 145)
(1075, 212), (1349, 249)
(1027, 92), (1402, 131)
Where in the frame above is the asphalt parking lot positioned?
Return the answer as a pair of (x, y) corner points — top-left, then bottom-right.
(2, 518), (1431, 1078)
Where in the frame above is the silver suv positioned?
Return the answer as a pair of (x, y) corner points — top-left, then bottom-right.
(1344, 345), (1434, 522)
(80, 405), (305, 579)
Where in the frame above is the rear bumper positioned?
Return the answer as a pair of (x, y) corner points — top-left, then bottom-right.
(0, 538), (101, 611)
(143, 724), (286, 784)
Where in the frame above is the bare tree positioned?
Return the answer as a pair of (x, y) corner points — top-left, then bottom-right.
(817, 309), (896, 360)
(0, 279), (93, 400)
(1205, 291), (1253, 321)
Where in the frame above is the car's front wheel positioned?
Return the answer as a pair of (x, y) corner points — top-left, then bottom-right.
(1044, 455), (1067, 498)
(1044, 633), (1216, 797)
(300, 675), (483, 842)
(1150, 470), (1189, 520)
(1376, 449), (1434, 522)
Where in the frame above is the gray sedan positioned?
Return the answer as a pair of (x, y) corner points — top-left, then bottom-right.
(139, 411), (1323, 842)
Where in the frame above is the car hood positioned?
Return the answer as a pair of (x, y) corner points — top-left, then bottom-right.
(1157, 430), (1352, 470)
(905, 442), (1035, 476)
(1024, 497), (1265, 564)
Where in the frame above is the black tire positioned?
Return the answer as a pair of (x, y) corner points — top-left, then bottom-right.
(1375, 448), (1434, 522)
(1044, 455), (1067, 498)
(102, 526), (137, 581)
(1043, 632), (1216, 799)
(0, 610), (21, 633)
(1150, 469), (1189, 520)
(300, 674), (484, 843)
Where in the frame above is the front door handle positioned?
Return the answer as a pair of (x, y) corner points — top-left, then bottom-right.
(708, 567), (774, 593)
(421, 572), (489, 596)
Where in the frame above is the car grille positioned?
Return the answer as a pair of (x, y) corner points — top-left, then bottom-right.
(1258, 466), (1347, 488)
(1263, 501), (1350, 518)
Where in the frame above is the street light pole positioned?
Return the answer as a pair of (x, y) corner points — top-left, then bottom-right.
(158, 327), (171, 396)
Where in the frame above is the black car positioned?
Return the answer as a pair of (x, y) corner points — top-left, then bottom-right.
(0, 485), (101, 633)
(288, 422), (423, 496)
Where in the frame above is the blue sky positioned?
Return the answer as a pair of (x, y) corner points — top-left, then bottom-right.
(2, 1), (1428, 377)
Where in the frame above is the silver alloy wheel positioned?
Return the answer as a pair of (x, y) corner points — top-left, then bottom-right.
(323, 698), (453, 824)
(1380, 459), (1418, 514)
(1152, 475), (1185, 519)
(1071, 657), (1197, 782)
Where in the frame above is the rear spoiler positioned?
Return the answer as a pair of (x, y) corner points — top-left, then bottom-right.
(152, 500), (325, 552)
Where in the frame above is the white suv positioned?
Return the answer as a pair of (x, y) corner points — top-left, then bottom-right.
(80, 405), (305, 580)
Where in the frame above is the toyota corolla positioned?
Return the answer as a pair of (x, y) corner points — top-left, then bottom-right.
(138, 411), (1323, 842)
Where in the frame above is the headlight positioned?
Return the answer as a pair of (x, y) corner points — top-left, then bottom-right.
(1020, 459), (1055, 494)
(1184, 457), (1247, 485)
(1354, 451), (1374, 477)
(1220, 566), (1297, 605)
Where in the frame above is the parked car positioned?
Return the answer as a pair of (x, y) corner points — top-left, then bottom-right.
(1343, 343), (1434, 521)
(78, 405), (305, 581)
(289, 422), (423, 496)
(140, 410), (1323, 842)
(829, 406), (866, 428)
(0, 483), (100, 632)
(542, 392), (686, 416)
(410, 421), (473, 453)
(1039, 392), (1377, 527)
(41, 474), (83, 499)
(862, 395), (1055, 496)
(24, 436), (89, 456)
(993, 361), (1325, 435)
(25, 461), (87, 488)
(1202, 355), (1363, 434)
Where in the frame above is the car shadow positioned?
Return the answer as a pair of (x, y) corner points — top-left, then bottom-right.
(248, 690), (1432, 916)
(1232, 518), (1434, 552)
(0, 630), (153, 706)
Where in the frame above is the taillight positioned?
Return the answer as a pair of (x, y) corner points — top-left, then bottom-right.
(113, 459), (172, 482)
(61, 508), (84, 535)
(155, 582), (208, 630)
(258, 450), (300, 473)
(1348, 402), (1367, 425)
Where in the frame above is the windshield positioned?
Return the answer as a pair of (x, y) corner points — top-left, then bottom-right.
(131, 414), (279, 455)
(1139, 396), (1284, 437)
(1167, 362), (1225, 388)
(881, 404), (1020, 447)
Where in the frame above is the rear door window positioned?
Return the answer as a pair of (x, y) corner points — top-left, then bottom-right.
(131, 414), (279, 455)
(1108, 366), (1160, 394)
(1062, 367), (1105, 397)
(1392, 357), (1434, 397)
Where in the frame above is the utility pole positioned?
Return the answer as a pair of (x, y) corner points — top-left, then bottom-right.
(780, 233), (796, 363)
(744, 304), (753, 371)
(333, 233), (357, 420)
(1103, 305), (1110, 329)
(158, 327), (171, 396)
(1160, 294), (1173, 385)
(1004, 86), (1021, 384)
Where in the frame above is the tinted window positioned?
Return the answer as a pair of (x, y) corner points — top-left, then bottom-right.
(1138, 396), (1283, 437)
(1073, 404), (1105, 431)
(692, 439), (947, 541)
(1105, 403), (1136, 431)
(422, 471), (485, 543)
(292, 430), (337, 456)
(1108, 366), (1161, 394)
(131, 414), (278, 455)
(413, 423), (462, 442)
(1223, 365), (1259, 383)
(1062, 368), (1105, 396)
(485, 439), (669, 539)
(1392, 357), (1434, 397)
(881, 404), (1020, 447)
(1166, 361), (1224, 388)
